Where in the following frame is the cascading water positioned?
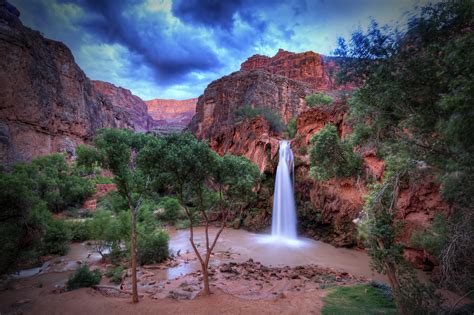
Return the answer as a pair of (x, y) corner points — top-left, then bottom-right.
(271, 140), (297, 240)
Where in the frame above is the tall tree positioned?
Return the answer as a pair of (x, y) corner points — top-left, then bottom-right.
(77, 129), (151, 303)
(139, 133), (259, 295)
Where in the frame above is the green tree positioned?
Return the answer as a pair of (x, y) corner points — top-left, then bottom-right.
(335, 0), (473, 311)
(77, 129), (152, 303)
(139, 133), (260, 295)
(305, 93), (334, 108)
(309, 124), (361, 181)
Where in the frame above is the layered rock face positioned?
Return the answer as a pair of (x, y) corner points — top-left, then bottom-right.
(146, 98), (197, 133)
(92, 81), (155, 132)
(0, 2), (154, 164)
(189, 70), (312, 139)
(241, 49), (347, 91)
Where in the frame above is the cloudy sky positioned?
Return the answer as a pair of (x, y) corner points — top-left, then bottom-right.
(11, 0), (438, 100)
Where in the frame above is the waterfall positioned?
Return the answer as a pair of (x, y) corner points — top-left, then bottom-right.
(271, 140), (297, 240)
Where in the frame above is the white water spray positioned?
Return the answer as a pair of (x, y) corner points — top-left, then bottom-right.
(271, 140), (298, 240)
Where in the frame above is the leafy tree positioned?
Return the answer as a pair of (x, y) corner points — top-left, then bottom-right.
(43, 219), (71, 255)
(305, 93), (334, 108)
(159, 197), (182, 223)
(139, 133), (260, 295)
(309, 124), (361, 181)
(336, 0), (474, 311)
(77, 129), (153, 303)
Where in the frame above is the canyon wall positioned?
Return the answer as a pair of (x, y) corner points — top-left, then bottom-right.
(92, 81), (155, 132)
(189, 69), (312, 140)
(146, 98), (197, 134)
(0, 2), (134, 163)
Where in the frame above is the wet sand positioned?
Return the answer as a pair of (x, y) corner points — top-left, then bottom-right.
(0, 227), (384, 314)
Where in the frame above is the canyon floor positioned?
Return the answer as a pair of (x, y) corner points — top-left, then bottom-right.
(0, 228), (384, 315)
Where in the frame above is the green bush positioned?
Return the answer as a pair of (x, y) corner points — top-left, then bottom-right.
(159, 197), (181, 223)
(174, 219), (190, 230)
(286, 117), (297, 138)
(309, 124), (361, 180)
(105, 265), (125, 284)
(97, 191), (128, 213)
(43, 219), (71, 255)
(234, 105), (285, 132)
(66, 220), (93, 242)
(137, 230), (169, 265)
(410, 213), (448, 257)
(305, 93), (334, 108)
(298, 146), (307, 155)
(67, 264), (101, 290)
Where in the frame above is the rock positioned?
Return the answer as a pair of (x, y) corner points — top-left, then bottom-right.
(93, 80), (156, 132)
(145, 98), (197, 134)
(0, 4), (152, 164)
(12, 299), (31, 307)
(241, 49), (343, 91)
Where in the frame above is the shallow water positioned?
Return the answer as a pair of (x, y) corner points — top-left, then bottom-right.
(168, 227), (385, 281)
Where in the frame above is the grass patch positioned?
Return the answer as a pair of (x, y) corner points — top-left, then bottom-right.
(322, 284), (397, 315)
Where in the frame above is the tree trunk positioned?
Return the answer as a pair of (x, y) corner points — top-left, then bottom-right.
(131, 212), (139, 303)
(201, 262), (210, 295)
(385, 261), (407, 315)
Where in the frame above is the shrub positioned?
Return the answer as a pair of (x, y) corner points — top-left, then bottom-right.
(105, 265), (125, 284)
(298, 146), (307, 155)
(159, 197), (181, 223)
(43, 219), (71, 255)
(305, 93), (333, 108)
(234, 105), (285, 132)
(174, 219), (190, 230)
(66, 220), (93, 242)
(97, 191), (128, 213)
(309, 124), (361, 180)
(137, 230), (169, 265)
(67, 264), (101, 290)
(410, 213), (448, 257)
(286, 117), (297, 138)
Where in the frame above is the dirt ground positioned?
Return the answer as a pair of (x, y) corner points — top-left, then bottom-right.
(0, 272), (327, 315)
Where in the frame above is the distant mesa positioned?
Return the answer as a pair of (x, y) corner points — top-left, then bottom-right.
(240, 48), (352, 92)
(145, 98), (197, 134)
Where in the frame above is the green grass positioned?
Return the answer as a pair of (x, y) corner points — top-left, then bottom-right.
(322, 285), (397, 315)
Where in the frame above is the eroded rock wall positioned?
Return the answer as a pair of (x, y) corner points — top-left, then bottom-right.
(0, 2), (136, 163)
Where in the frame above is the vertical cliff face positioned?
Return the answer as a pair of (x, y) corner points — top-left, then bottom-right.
(241, 49), (346, 91)
(189, 70), (312, 139)
(92, 81), (155, 132)
(0, 2), (150, 163)
(145, 98), (197, 133)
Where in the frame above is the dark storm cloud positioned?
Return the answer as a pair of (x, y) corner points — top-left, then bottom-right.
(58, 0), (221, 85)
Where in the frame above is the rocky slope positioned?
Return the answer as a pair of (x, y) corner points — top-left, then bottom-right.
(189, 69), (312, 139)
(241, 49), (353, 92)
(92, 81), (155, 132)
(146, 98), (197, 134)
(0, 2), (155, 163)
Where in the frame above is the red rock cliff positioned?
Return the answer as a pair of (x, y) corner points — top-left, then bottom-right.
(189, 69), (313, 139)
(241, 49), (350, 91)
(92, 81), (156, 132)
(0, 2), (140, 163)
(145, 98), (197, 133)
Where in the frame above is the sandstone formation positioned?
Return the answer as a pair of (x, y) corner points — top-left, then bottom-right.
(241, 49), (354, 92)
(145, 98), (197, 133)
(189, 70), (312, 139)
(0, 2), (137, 163)
(92, 81), (155, 132)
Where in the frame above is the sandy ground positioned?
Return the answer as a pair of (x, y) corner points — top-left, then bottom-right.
(0, 227), (383, 315)
(0, 273), (326, 315)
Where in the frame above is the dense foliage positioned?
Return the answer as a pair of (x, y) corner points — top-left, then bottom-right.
(234, 105), (286, 132)
(309, 124), (361, 181)
(305, 93), (334, 108)
(67, 264), (101, 290)
(0, 154), (94, 274)
(335, 0), (473, 312)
